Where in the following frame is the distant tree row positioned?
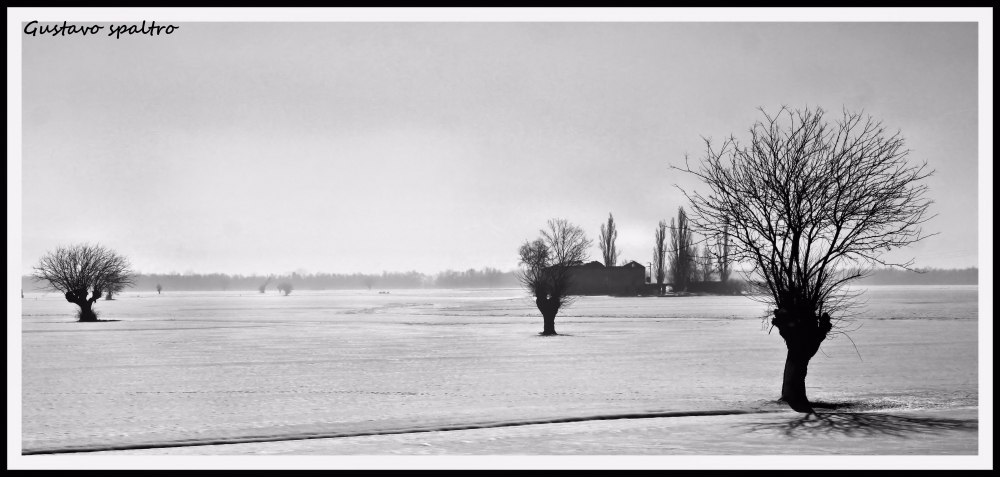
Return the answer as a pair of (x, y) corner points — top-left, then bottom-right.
(21, 268), (522, 293)
(597, 208), (734, 293)
(433, 267), (511, 289)
(855, 267), (978, 285)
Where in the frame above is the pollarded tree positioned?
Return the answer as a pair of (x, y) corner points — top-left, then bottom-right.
(675, 106), (934, 413)
(156, 283), (162, 294)
(598, 213), (622, 267)
(31, 243), (135, 322)
(517, 219), (592, 336)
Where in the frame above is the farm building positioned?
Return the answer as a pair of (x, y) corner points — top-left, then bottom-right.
(565, 260), (657, 296)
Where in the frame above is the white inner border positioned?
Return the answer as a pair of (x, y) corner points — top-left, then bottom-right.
(7, 7), (993, 470)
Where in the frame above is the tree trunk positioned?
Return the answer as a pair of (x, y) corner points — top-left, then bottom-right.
(536, 296), (559, 336)
(772, 309), (833, 414)
(781, 348), (814, 413)
(77, 300), (98, 322)
(541, 312), (557, 336)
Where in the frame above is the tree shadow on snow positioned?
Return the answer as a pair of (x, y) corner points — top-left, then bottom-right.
(745, 412), (977, 439)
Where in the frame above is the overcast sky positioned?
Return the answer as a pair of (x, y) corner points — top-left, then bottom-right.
(20, 21), (980, 275)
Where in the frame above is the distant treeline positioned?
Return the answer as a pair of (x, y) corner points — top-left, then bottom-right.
(20, 266), (977, 293)
(854, 267), (978, 285)
(21, 267), (521, 292)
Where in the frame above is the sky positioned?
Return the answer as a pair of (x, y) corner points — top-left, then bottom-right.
(18, 20), (982, 276)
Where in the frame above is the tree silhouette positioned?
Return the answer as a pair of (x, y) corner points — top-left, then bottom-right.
(31, 244), (135, 322)
(668, 207), (695, 291)
(652, 220), (668, 287)
(104, 283), (124, 300)
(598, 213), (622, 267)
(517, 219), (592, 336)
(676, 106), (934, 413)
(277, 282), (293, 296)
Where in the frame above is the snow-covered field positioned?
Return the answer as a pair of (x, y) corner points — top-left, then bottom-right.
(19, 286), (979, 455)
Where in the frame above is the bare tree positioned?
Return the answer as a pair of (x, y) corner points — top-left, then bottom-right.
(668, 207), (695, 291)
(156, 283), (162, 294)
(104, 283), (124, 300)
(277, 282), (293, 296)
(31, 244), (135, 322)
(517, 219), (592, 336)
(598, 213), (622, 267)
(652, 220), (668, 287)
(675, 106), (934, 413)
(258, 276), (272, 294)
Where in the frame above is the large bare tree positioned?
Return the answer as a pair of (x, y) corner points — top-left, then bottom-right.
(675, 106), (934, 413)
(517, 219), (592, 336)
(652, 220), (668, 287)
(598, 213), (622, 267)
(31, 244), (135, 322)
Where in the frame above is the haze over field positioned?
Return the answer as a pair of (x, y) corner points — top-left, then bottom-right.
(20, 22), (979, 275)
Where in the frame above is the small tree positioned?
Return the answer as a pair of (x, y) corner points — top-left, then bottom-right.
(363, 276), (376, 291)
(156, 283), (162, 294)
(31, 244), (135, 322)
(598, 213), (622, 267)
(676, 106), (934, 413)
(258, 276), (272, 294)
(517, 219), (592, 336)
(104, 283), (124, 300)
(277, 282), (293, 296)
(652, 220), (668, 287)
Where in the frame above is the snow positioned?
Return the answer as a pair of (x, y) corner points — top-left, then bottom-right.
(20, 286), (978, 455)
